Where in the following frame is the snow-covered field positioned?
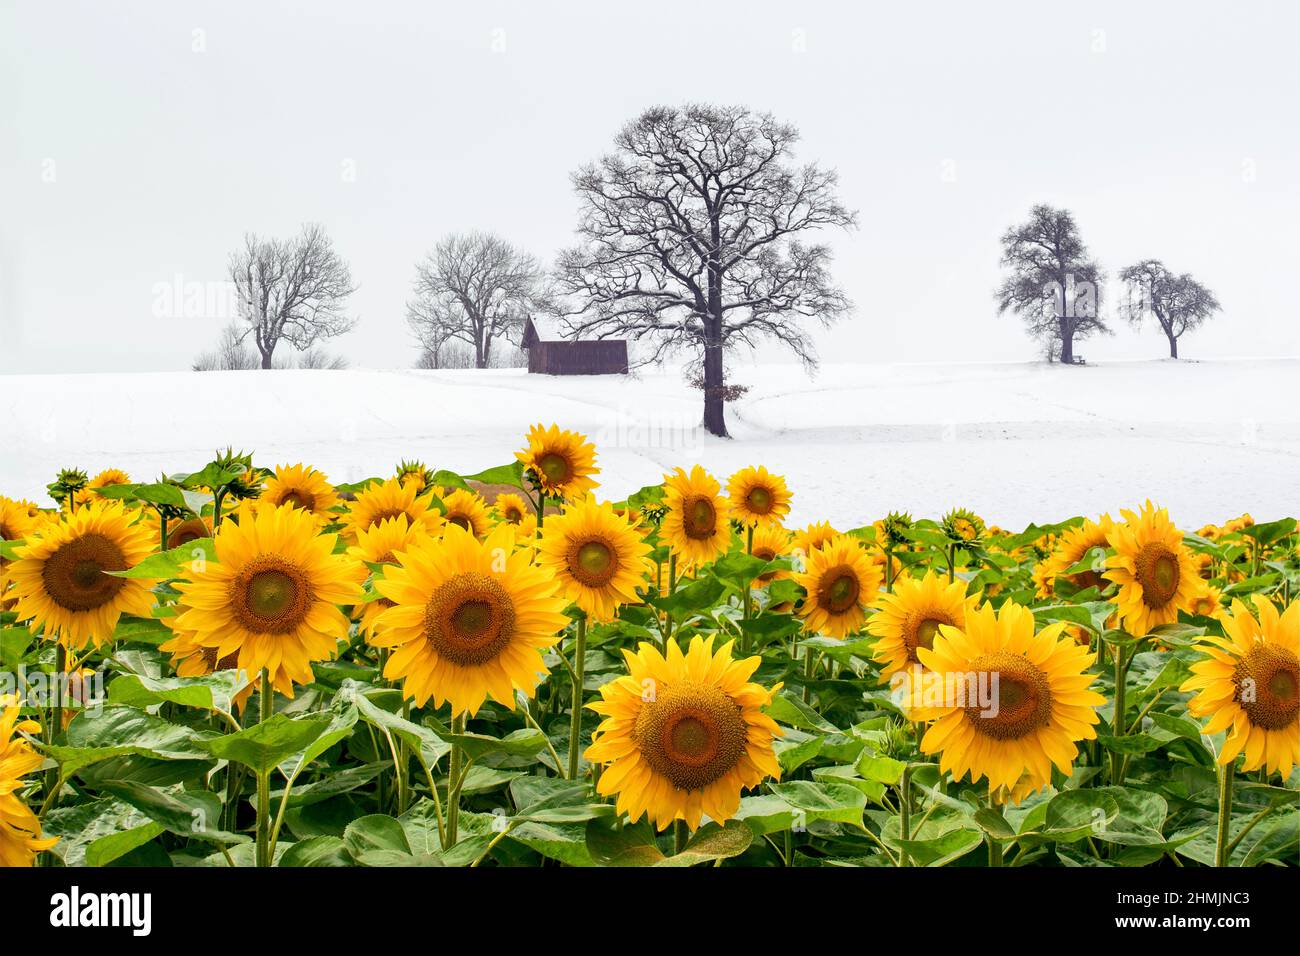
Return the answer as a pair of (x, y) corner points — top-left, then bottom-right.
(2, 359), (1297, 530)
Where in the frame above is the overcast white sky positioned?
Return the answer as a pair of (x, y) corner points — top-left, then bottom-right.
(2, 0), (1297, 375)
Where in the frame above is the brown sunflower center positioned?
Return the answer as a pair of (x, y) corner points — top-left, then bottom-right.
(745, 486), (774, 515)
(230, 557), (314, 634)
(817, 565), (861, 614)
(40, 532), (128, 612)
(682, 495), (717, 540)
(423, 572), (515, 666)
(1069, 565), (1105, 591)
(964, 651), (1053, 740)
(448, 514), (472, 531)
(199, 645), (242, 672)
(904, 613), (950, 661)
(367, 508), (407, 529)
(1135, 543), (1180, 608)
(633, 681), (747, 791)
(280, 489), (316, 512)
(166, 517), (210, 549)
(567, 536), (618, 588)
(502, 506), (524, 523)
(537, 452), (573, 486)
(752, 546), (778, 583)
(1235, 643), (1300, 730)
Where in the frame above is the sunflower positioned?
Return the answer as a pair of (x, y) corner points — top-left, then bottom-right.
(1033, 514), (1114, 597)
(0, 496), (43, 544)
(346, 514), (433, 639)
(88, 468), (131, 490)
(74, 468), (130, 506)
(585, 636), (783, 831)
(516, 424), (600, 499)
(491, 492), (531, 526)
(6, 501), (158, 651)
(873, 512), (913, 552)
(1196, 523), (1223, 542)
(794, 534), (883, 639)
(1180, 596), (1299, 778)
(441, 488), (491, 537)
(915, 601), (1105, 803)
(941, 508), (985, 546)
(749, 524), (793, 587)
(868, 570), (974, 680)
(726, 465), (792, 527)
(262, 463), (341, 523)
(1104, 501), (1199, 636)
(791, 521), (839, 564)
(169, 502), (363, 696)
(395, 458), (435, 492)
(140, 510), (214, 551)
(157, 629), (259, 709)
(0, 697), (58, 866)
(1224, 514), (1254, 534)
(535, 497), (652, 621)
(1189, 582), (1227, 621)
(372, 524), (568, 716)
(343, 478), (444, 541)
(660, 466), (732, 571)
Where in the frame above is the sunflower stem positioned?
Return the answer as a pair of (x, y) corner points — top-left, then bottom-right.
(1215, 757), (1235, 867)
(567, 616), (588, 781)
(52, 642), (66, 746)
(981, 790), (1004, 866)
(396, 700), (411, 815)
(665, 555), (678, 650)
(1110, 643), (1130, 784)
(256, 668), (273, 868)
(446, 713), (466, 847)
(897, 765), (913, 867)
(673, 820), (688, 854)
(1226, 800), (1275, 854)
(802, 648), (817, 704)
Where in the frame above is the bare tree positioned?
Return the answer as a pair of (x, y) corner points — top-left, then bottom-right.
(996, 205), (1109, 364)
(229, 223), (357, 369)
(555, 104), (856, 437)
(405, 232), (541, 369)
(295, 346), (350, 370)
(415, 341), (526, 370)
(192, 322), (259, 371)
(1118, 259), (1220, 359)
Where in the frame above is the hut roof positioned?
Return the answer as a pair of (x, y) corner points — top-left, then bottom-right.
(523, 315), (568, 346)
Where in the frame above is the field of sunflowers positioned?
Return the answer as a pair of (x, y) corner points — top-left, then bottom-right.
(0, 424), (1296, 871)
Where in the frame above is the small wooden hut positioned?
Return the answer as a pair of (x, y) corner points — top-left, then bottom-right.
(521, 316), (628, 375)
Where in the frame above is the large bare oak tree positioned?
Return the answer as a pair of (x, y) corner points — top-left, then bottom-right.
(996, 205), (1109, 364)
(229, 223), (356, 369)
(555, 104), (856, 436)
(1118, 259), (1220, 359)
(405, 232), (542, 369)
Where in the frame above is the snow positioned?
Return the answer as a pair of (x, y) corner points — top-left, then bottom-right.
(2, 359), (1296, 530)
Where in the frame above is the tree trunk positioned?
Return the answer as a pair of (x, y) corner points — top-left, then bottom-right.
(1168, 334), (1178, 359)
(1058, 316), (1074, 365)
(260, 347), (273, 369)
(701, 336), (728, 437)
